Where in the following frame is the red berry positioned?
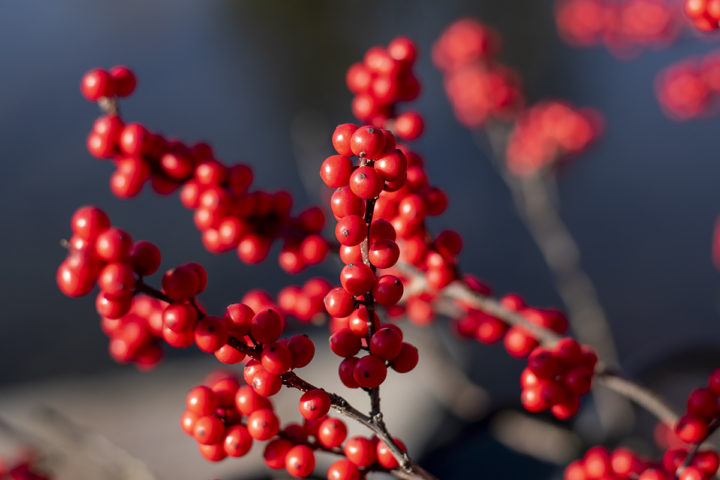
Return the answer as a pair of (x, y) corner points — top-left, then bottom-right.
(368, 238), (400, 268)
(335, 215), (367, 246)
(193, 415), (225, 445)
(676, 414), (710, 443)
(264, 438), (293, 469)
(162, 265), (200, 301)
(340, 263), (375, 296)
(223, 425), (253, 457)
(95, 227), (133, 262)
(81, 68), (113, 101)
(376, 437), (407, 469)
(321, 155), (353, 188)
(128, 240), (161, 276)
(71, 206), (110, 241)
(390, 342), (418, 373)
(287, 334), (315, 368)
(324, 287), (355, 317)
(163, 303), (198, 332)
(353, 354), (387, 388)
(330, 328), (362, 358)
(331, 186), (364, 218)
(339, 357), (360, 388)
(247, 408), (280, 440)
(327, 459), (360, 480)
(119, 123), (151, 156)
(394, 111), (424, 140)
(344, 436), (376, 467)
(349, 166), (383, 199)
(332, 123), (359, 156)
(687, 388), (718, 418)
(299, 389), (331, 420)
(350, 126), (386, 158)
(251, 309), (284, 344)
(97, 262), (135, 297)
(369, 327), (403, 360)
(234, 385), (272, 415)
(251, 368), (283, 397)
(285, 445), (315, 478)
(224, 303), (254, 336)
(318, 417), (347, 448)
(109, 65), (137, 97)
(194, 316), (228, 353)
(186, 386), (218, 415)
(261, 342), (293, 375)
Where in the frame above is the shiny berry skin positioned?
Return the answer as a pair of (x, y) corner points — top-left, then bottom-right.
(394, 111), (424, 140)
(162, 265), (200, 301)
(163, 303), (198, 332)
(330, 328), (361, 358)
(350, 126), (386, 158)
(335, 215), (367, 246)
(180, 410), (198, 436)
(324, 288), (355, 317)
(234, 385), (272, 415)
(97, 262), (135, 297)
(223, 425), (253, 457)
(551, 397), (580, 420)
(251, 309), (283, 344)
(349, 166), (383, 199)
(353, 354), (387, 388)
(369, 327), (403, 360)
(330, 186), (364, 218)
(198, 442), (226, 462)
(374, 149), (407, 183)
(81, 68), (113, 101)
(321, 155), (353, 188)
(377, 437), (407, 469)
(332, 123), (359, 156)
(368, 238), (400, 268)
(675, 414), (709, 443)
(564, 366), (593, 395)
(261, 342), (293, 375)
(186, 386), (218, 415)
(327, 459), (361, 480)
(193, 415), (225, 445)
(264, 438), (293, 469)
(95, 227), (133, 261)
(285, 445), (315, 478)
(344, 436), (376, 467)
(71, 206), (111, 241)
(527, 347), (563, 379)
(247, 408), (280, 440)
(224, 303), (254, 336)
(194, 316), (228, 353)
(390, 342), (419, 373)
(108, 65), (136, 97)
(129, 241), (161, 275)
(298, 389), (331, 420)
(95, 291), (132, 319)
(288, 334), (315, 368)
(372, 275), (404, 306)
(318, 418), (347, 448)
(251, 368), (283, 397)
(339, 357), (360, 388)
(119, 123), (151, 156)
(340, 263), (375, 296)
(687, 388), (718, 418)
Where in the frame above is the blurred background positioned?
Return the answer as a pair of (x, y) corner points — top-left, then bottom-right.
(1, 0), (720, 478)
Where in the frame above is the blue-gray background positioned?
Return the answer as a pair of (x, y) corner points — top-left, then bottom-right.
(1, 1), (719, 477)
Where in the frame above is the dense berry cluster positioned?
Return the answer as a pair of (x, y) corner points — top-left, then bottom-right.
(555, 0), (677, 55)
(346, 36), (423, 139)
(453, 292), (568, 358)
(321, 123), (419, 387)
(505, 101), (601, 176)
(566, 444), (720, 479)
(432, 19), (523, 128)
(685, 0), (720, 31)
(181, 371), (410, 479)
(81, 68), (329, 273)
(655, 52), (720, 120)
(674, 368), (720, 444)
(521, 338), (596, 419)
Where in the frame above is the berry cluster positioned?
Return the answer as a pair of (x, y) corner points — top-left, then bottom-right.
(565, 447), (655, 480)
(674, 368), (720, 444)
(346, 36), (423, 139)
(277, 278), (332, 323)
(655, 52), (720, 120)
(432, 19), (523, 128)
(81, 68), (329, 273)
(566, 445), (720, 479)
(321, 123), (419, 387)
(555, 0), (677, 55)
(453, 292), (569, 359)
(80, 66), (137, 101)
(520, 338), (596, 419)
(506, 101), (600, 177)
(685, 0), (720, 32)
